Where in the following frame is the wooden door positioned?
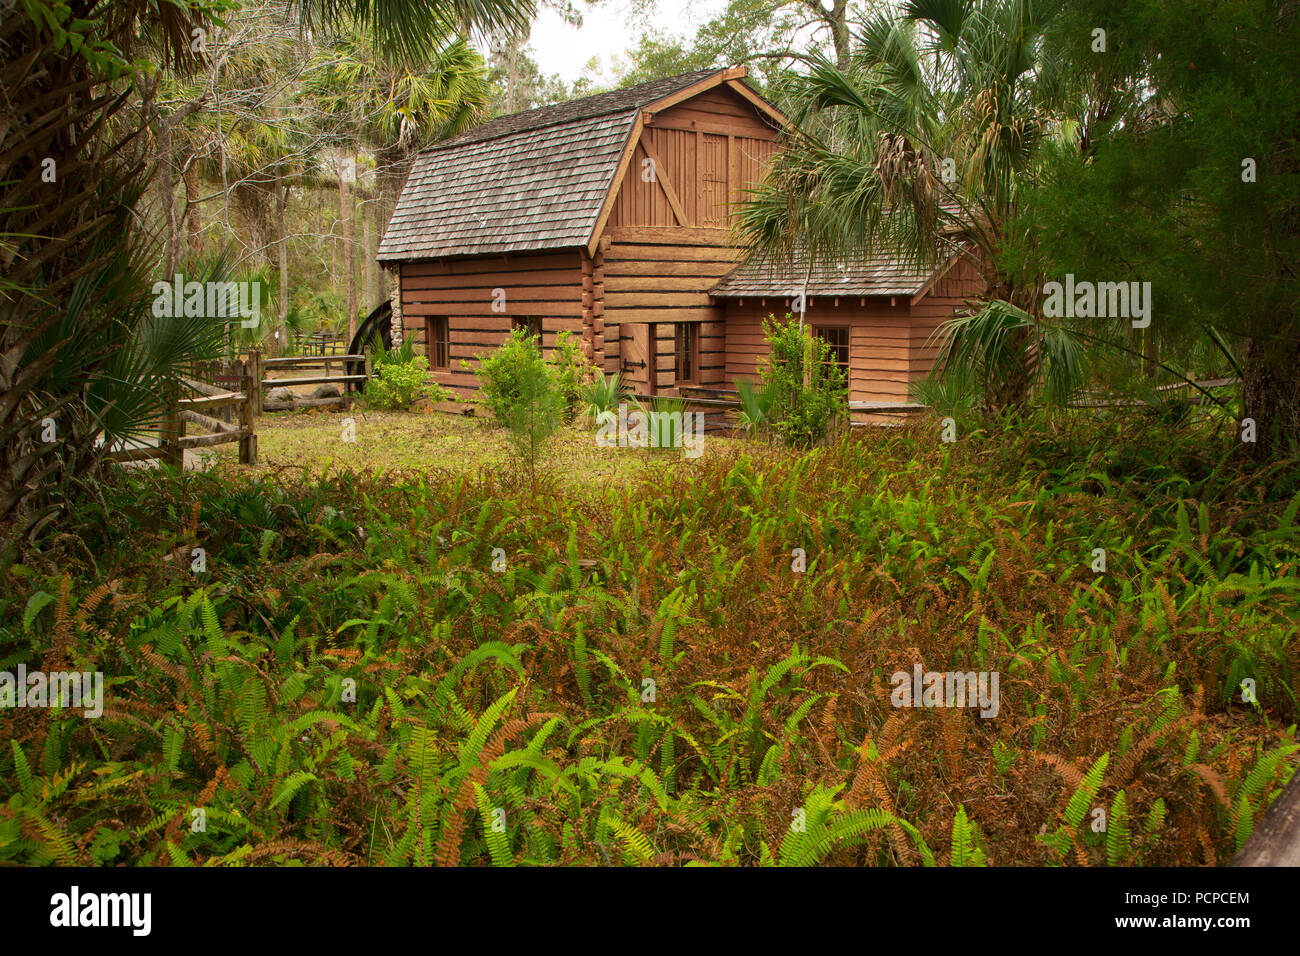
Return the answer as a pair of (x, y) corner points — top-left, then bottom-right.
(699, 133), (728, 227)
(622, 323), (654, 395)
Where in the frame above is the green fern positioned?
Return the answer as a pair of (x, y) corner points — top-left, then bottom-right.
(1105, 790), (1131, 866)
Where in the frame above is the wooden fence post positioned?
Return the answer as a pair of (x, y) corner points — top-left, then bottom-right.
(248, 347), (263, 416)
(160, 382), (184, 470)
(238, 370), (258, 465)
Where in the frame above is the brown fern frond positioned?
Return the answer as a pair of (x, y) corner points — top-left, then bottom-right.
(73, 580), (114, 626)
(137, 644), (198, 699)
(242, 839), (355, 866)
(1073, 836), (1091, 867)
(41, 574), (74, 671)
(1031, 752), (1085, 789)
(195, 765), (228, 807)
(940, 708), (964, 779)
(877, 712), (910, 753)
(435, 765), (488, 867)
(1198, 824), (1217, 866)
(1157, 581), (1178, 628)
(845, 736), (917, 865)
(1110, 714), (1202, 787)
(1187, 763), (1230, 809)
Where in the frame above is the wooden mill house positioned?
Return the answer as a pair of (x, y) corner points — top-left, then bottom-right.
(376, 67), (981, 409)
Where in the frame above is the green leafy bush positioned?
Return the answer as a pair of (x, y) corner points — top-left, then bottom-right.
(474, 328), (563, 482)
(736, 376), (779, 434)
(758, 314), (847, 446)
(364, 335), (448, 410)
(581, 370), (629, 428)
(366, 355), (431, 409)
(549, 330), (597, 420)
(634, 394), (689, 452)
(473, 328), (539, 422)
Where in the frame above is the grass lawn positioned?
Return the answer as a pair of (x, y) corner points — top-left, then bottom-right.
(212, 407), (746, 487)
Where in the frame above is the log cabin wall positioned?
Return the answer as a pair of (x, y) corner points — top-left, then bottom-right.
(602, 228), (736, 392)
(721, 299), (916, 403)
(399, 251), (585, 403)
(600, 85), (779, 394)
(719, 258), (982, 403)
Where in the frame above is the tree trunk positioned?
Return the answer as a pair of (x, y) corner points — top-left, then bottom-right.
(362, 195), (374, 309)
(184, 163), (201, 258)
(830, 0), (851, 71)
(276, 182), (289, 354)
(331, 180), (339, 278)
(157, 120), (178, 274)
(341, 156), (357, 343)
(1241, 333), (1300, 459)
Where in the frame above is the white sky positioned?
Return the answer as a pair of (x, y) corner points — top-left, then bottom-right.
(524, 0), (732, 83)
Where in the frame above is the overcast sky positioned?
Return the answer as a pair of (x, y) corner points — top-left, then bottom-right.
(523, 0), (731, 83)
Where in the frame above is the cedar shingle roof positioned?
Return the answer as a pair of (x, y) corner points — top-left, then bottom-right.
(431, 68), (724, 151)
(709, 249), (953, 298)
(376, 69), (730, 262)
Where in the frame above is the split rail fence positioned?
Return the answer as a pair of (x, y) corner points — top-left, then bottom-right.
(104, 361), (257, 467)
(245, 348), (371, 413)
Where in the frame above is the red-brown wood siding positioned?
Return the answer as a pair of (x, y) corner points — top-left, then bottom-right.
(399, 251), (584, 401)
(600, 85), (778, 393)
(723, 299), (914, 403)
(609, 86), (779, 230)
(906, 256), (983, 378)
(720, 259), (984, 404)
(600, 226), (740, 392)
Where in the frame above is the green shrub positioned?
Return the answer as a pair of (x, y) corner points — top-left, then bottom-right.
(473, 328), (538, 422)
(370, 333), (416, 368)
(366, 354), (433, 409)
(758, 314), (847, 446)
(363, 335), (449, 410)
(635, 394), (690, 452)
(475, 328), (563, 483)
(550, 330), (597, 420)
(736, 376), (779, 434)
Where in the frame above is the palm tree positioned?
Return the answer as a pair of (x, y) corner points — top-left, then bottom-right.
(304, 28), (491, 335)
(0, 0), (534, 549)
(736, 0), (1087, 413)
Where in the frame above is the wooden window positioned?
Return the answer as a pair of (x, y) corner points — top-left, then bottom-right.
(426, 317), (450, 370)
(814, 326), (850, 382)
(512, 316), (542, 341)
(675, 322), (699, 385)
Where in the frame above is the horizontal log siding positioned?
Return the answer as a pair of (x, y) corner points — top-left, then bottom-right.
(601, 227), (740, 390)
(400, 252), (584, 401)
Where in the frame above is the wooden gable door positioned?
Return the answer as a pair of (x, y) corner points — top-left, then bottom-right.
(699, 133), (729, 227)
